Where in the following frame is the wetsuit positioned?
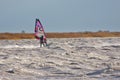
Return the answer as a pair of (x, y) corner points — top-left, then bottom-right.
(40, 36), (44, 47)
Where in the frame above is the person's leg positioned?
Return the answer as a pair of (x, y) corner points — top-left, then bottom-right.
(43, 39), (47, 46)
(40, 40), (42, 47)
(40, 40), (45, 47)
(45, 41), (47, 46)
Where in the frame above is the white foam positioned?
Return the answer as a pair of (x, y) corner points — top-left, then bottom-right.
(0, 45), (40, 49)
(93, 43), (120, 48)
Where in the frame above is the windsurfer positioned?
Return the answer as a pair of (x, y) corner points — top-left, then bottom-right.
(39, 35), (48, 47)
(35, 19), (47, 47)
(40, 35), (44, 47)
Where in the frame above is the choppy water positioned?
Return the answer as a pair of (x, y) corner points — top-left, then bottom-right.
(0, 38), (120, 80)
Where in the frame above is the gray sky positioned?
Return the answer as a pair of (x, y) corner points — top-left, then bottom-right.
(0, 0), (120, 33)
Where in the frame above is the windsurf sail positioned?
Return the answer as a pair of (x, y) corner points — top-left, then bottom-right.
(34, 19), (46, 40)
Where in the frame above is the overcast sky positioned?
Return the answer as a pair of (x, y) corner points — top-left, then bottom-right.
(0, 0), (120, 33)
